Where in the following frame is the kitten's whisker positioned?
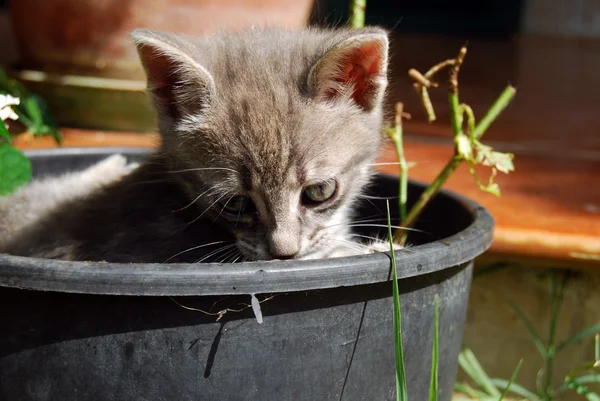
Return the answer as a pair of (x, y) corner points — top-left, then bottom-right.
(173, 187), (215, 212)
(357, 197), (379, 211)
(130, 179), (174, 186)
(344, 224), (441, 239)
(162, 167), (240, 175)
(347, 233), (384, 243)
(357, 194), (400, 200)
(229, 250), (244, 263)
(162, 240), (231, 263)
(323, 236), (370, 253)
(367, 161), (403, 166)
(196, 244), (238, 263)
(187, 193), (230, 227)
(213, 194), (236, 222)
(325, 217), (392, 229)
(216, 248), (240, 264)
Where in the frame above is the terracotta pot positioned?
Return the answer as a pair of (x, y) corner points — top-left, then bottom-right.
(6, 0), (314, 131)
(9, 0), (314, 80)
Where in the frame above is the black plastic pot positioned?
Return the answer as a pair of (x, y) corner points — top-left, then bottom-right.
(0, 148), (494, 401)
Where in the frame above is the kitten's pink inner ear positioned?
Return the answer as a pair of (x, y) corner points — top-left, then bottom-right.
(314, 37), (388, 111)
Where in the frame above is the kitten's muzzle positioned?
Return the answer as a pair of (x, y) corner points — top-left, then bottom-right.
(267, 229), (300, 260)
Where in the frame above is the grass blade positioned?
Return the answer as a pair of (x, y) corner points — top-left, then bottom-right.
(497, 359), (523, 401)
(544, 272), (566, 397)
(429, 295), (439, 401)
(459, 349), (501, 398)
(506, 299), (548, 359)
(491, 379), (541, 401)
(556, 323), (600, 352)
(387, 201), (407, 401)
(454, 382), (491, 399)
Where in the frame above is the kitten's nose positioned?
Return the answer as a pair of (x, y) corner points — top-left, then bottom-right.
(267, 231), (300, 260)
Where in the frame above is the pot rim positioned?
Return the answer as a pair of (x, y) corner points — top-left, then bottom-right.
(0, 147), (494, 296)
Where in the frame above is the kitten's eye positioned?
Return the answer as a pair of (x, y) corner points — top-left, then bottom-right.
(302, 180), (337, 205)
(223, 195), (255, 214)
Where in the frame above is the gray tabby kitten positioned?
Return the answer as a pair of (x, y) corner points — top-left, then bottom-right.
(0, 26), (394, 263)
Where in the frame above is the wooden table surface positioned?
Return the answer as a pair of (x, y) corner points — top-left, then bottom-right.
(10, 33), (600, 268)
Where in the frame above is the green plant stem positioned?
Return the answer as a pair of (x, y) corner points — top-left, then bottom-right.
(388, 105), (408, 222)
(395, 155), (461, 244)
(449, 92), (463, 137)
(394, 84), (516, 244)
(473, 86), (516, 140)
(349, 0), (366, 28)
(544, 272), (566, 400)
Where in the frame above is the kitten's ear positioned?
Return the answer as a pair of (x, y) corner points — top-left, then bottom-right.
(131, 29), (215, 120)
(308, 31), (389, 111)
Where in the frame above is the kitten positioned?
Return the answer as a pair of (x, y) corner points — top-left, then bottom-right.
(0, 26), (395, 263)
(0, 154), (137, 250)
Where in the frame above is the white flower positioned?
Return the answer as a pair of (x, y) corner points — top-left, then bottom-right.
(0, 94), (20, 122)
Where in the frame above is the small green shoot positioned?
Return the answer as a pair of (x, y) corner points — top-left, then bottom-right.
(429, 294), (440, 401)
(387, 200), (408, 401)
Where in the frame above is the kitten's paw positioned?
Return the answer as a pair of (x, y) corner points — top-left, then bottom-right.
(81, 154), (138, 185)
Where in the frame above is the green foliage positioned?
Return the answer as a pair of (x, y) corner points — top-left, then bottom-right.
(0, 68), (61, 143)
(457, 271), (600, 401)
(0, 141), (32, 196)
(0, 67), (61, 196)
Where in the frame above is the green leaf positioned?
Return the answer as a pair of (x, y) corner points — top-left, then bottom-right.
(475, 142), (514, 174)
(556, 323), (600, 352)
(490, 378), (541, 401)
(506, 299), (548, 359)
(429, 295), (439, 401)
(497, 359), (523, 401)
(0, 121), (10, 143)
(22, 95), (44, 129)
(0, 143), (32, 195)
(387, 201), (408, 401)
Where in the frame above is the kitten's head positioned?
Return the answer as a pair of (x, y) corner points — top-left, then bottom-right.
(132, 27), (389, 261)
